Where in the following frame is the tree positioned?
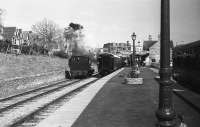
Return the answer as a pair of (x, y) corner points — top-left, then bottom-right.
(54, 28), (65, 51)
(32, 18), (59, 50)
(0, 9), (4, 38)
(0, 9), (4, 24)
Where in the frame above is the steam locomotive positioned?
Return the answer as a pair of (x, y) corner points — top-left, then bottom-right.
(65, 55), (94, 79)
(65, 52), (125, 79)
(173, 40), (200, 92)
(97, 53), (122, 76)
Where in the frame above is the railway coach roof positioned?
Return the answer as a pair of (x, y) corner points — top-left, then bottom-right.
(175, 40), (200, 50)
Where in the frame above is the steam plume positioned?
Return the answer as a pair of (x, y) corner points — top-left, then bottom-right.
(64, 22), (88, 56)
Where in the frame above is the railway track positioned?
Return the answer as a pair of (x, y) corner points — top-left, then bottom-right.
(0, 79), (74, 102)
(0, 77), (99, 127)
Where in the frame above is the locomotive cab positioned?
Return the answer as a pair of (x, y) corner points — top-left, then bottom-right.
(66, 55), (94, 79)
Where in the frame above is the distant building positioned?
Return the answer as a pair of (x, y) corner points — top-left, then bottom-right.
(143, 40), (158, 52)
(2, 27), (16, 41)
(143, 35), (173, 66)
(143, 35), (159, 66)
(2, 27), (23, 45)
(148, 35), (153, 41)
(2, 27), (23, 54)
(149, 41), (160, 64)
(22, 31), (32, 45)
(103, 42), (131, 56)
(135, 41), (143, 54)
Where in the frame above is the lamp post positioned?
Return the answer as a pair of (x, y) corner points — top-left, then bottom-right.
(131, 32), (136, 77)
(125, 32), (142, 85)
(156, 0), (178, 126)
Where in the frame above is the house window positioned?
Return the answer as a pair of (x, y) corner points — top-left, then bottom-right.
(152, 59), (156, 62)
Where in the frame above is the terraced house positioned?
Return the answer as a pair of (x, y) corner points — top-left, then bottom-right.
(2, 27), (35, 54)
(2, 27), (23, 54)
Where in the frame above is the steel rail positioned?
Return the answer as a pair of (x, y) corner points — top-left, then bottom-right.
(0, 79), (81, 113)
(9, 78), (99, 127)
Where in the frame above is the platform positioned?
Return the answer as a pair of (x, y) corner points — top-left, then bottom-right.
(37, 67), (200, 127)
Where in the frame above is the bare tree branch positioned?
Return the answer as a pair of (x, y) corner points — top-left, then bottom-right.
(32, 18), (59, 49)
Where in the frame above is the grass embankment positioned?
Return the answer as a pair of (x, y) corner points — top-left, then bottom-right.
(0, 53), (68, 81)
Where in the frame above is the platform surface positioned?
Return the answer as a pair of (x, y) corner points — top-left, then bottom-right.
(72, 67), (200, 127)
(38, 67), (200, 127)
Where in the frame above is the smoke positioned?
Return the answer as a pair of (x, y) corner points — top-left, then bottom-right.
(64, 22), (88, 56)
(69, 23), (83, 31)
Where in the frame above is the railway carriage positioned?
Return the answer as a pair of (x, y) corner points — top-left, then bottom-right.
(173, 40), (200, 92)
(97, 53), (122, 76)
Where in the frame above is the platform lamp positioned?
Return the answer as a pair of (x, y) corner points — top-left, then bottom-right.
(130, 32), (136, 78)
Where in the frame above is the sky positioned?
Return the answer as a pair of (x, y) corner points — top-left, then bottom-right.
(0, 0), (200, 48)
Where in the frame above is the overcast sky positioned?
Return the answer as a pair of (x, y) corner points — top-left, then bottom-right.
(1, 0), (200, 47)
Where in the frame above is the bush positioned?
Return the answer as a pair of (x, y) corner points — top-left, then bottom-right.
(0, 40), (12, 52)
(21, 45), (31, 54)
(53, 50), (68, 58)
(38, 45), (48, 55)
(20, 43), (49, 55)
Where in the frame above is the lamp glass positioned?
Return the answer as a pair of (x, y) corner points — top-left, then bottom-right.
(131, 33), (136, 40)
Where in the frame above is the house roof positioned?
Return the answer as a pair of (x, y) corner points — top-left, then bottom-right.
(2, 27), (16, 41)
(143, 40), (157, 50)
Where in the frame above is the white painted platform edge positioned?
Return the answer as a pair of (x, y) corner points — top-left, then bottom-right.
(36, 68), (124, 127)
(150, 68), (159, 73)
